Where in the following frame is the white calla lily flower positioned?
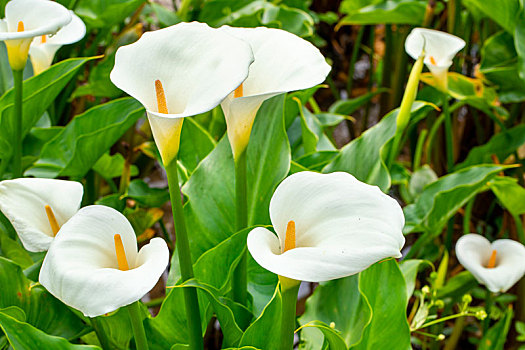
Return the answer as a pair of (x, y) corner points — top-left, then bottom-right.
(0, 178), (83, 252)
(110, 22), (254, 165)
(29, 11), (86, 75)
(0, 0), (71, 70)
(247, 171), (405, 282)
(217, 26), (331, 159)
(456, 234), (525, 293)
(405, 28), (465, 91)
(39, 205), (169, 317)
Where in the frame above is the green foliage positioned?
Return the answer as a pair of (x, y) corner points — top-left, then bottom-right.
(26, 98), (144, 178)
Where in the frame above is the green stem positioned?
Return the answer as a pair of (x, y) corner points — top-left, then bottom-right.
(483, 290), (493, 333)
(165, 160), (203, 350)
(418, 312), (474, 329)
(279, 280), (300, 350)
(363, 26), (375, 130)
(90, 317), (111, 350)
(443, 317), (465, 350)
(445, 216), (455, 251)
(346, 25), (365, 95)
(12, 69), (23, 178)
(127, 301), (149, 350)
(232, 149), (248, 306)
(463, 198), (474, 235)
(512, 213), (525, 244)
(177, 0), (192, 20)
(442, 94), (454, 172)
(413, 129), (428, 171)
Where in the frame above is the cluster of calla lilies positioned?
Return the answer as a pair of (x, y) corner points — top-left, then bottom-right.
(0, 0), (525, 349)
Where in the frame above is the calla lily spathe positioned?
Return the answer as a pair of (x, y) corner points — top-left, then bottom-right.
(405, 28), (465, 91)
(0, 0), (71, 70)
(0, 178), (83, 252)
(217, 26), (331, 159)
(110, 22), (254, 165)
(39, 205), (169, 317)
(247, 171), (405, 282)
(456, 234), (525, 293)
(29, 11), (86, 75)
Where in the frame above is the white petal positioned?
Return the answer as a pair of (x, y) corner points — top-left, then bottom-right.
(28, 12), (85, 74)
(405, 28), (465, 69)
(110, 22), (254, 119)
(218, 26), (331, 156)
(0, 178), (83, 252)
(456, 234), (525, 293)
(217, 26), (331, 98)
(0, 0), (71, 40)
(28, 44), (59, 74)
(247, 171), (405, 282)
(39, 205), (169, 317)
(44, 12), (86, 45)
(247, 227), (401, 282)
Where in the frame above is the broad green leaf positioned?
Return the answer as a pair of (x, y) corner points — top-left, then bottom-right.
(323, 102), (433, 192)
(352, 260), (410, 350)
(178, 117), (216, 173)
(299, 275), (371, 349)
(178, 279), (251, 348)
(0, 310), (97, 350)
(515, 6), (525, 82)
(463, 0), (519, 33)
(399, 259), (432, 302)
(0, 231), (33, 269)
(92, 152), (138, 180)
(171, 95), (289, 276)
(26, 98), (144, 178)
(149, 3), (182, 27)
(298, 321), (347, 350)
(408, 165), (438, 200)
(403, 164), (509, 234)
(328, 89), (387, 115)
(75, 0), (146, 28)
(436, 271), (477, 299)
(292, 151), (339, 172)
(239, 286), (281, 349)
(147, 228), (252, 348)
(127, 179), (169, 208)
(87, 308), (134, 350)
(457, 124), (525, 169)
(0, 57), (96, 160)
(0, 257), (86, 339)
(200, 0), (315, 38)
(0, 306), (25, 322)
(479, 307), (513, 350)
(488, 176), (525, 216)
(338, 0), (426, 26)
(480, 31), (525, 103)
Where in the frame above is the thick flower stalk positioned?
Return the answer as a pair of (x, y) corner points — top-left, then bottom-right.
(405, 28), (465, 173)
(40, 205), (168, 350)
(247, 171), (405, 350)
(110, 22), (254, 350)
(29, 11), (86, 75)
(0, 178), (83, 252)
(456, 234), (525, 293)
(217, 25), (331, 305)
(405, 28), (465, 92)
(0, 0), (71, 178)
